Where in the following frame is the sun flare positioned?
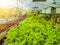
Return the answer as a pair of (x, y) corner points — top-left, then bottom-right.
(0, 0), (11, 7)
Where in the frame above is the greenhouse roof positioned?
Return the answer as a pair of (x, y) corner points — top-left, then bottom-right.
(31, 2), (60, 10)
(18, 0), (60, 10)
(0, 0), (59, 10)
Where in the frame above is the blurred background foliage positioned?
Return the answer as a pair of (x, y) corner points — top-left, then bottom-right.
(0, 7), (26, 18)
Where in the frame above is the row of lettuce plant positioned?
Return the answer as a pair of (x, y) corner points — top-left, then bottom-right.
(4, 13), (60, 45)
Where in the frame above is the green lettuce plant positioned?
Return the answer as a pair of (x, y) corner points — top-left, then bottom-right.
(4, 14), (60, 45)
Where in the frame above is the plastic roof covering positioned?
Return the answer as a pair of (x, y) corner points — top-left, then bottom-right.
(30, 2), (60, 10)
(7, 0), (60, 10)
(26, 0), (60, 10)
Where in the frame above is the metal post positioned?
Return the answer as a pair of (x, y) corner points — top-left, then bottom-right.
(16, 0), (19, 17)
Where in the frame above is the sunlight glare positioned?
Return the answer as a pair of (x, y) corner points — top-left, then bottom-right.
(0, 0), (11, 7)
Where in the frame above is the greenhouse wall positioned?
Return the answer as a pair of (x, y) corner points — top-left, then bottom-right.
(42, 7), (60, 14)
(42, 7), (51, 13)
(56, 8), (60, 14)
(42, 9), (46, 13)
(45, 7), (51, 13)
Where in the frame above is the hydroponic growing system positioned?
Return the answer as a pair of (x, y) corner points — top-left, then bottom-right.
(0, 0), (60, 45)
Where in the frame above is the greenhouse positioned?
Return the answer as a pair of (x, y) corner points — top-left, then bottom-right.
(0, 0), (60, 45)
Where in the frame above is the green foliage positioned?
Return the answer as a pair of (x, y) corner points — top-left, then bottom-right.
(27, 9), (39, 17)
(4, 14), (60, 45)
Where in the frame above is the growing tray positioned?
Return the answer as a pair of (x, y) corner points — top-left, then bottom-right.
(0, 15), (26, 40)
